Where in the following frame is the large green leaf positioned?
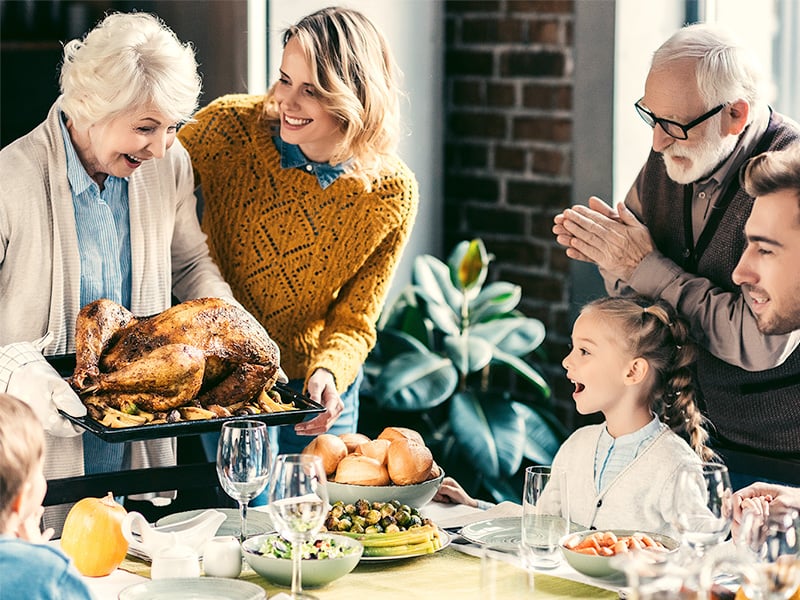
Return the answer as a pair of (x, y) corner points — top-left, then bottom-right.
(414, 289), (460, 336)
(470, 318), (546, 357)
(375, 328), (431, 362)
(469, 282), (522, 322)
(411, 254), (463, 315)
(490, 349), (551, 399)
(449, 391), (526, 479)
(373, 351), (458, 411)
(443, 333), (493, 374)
(514, 401), (564, 464)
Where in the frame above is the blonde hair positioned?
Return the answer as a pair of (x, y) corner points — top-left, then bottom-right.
(0, 394), (45, 531)
(583, 297), (716, 462)
(59, 12), (201, 129)
(263, 7), (403, 187)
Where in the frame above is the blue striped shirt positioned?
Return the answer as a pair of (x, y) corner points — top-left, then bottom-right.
(59, 113), (129, 474)
(594, 415), (663, 492)
(58, 113), (132, 309)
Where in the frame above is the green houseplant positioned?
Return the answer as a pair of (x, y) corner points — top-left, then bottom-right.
(363, 239), (566, 502)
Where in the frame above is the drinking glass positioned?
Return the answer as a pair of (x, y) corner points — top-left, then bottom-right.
(738, 505), (800, 600)
(216, 420), (270, 542)
(480, 544), (533, 599)
(672, 462), (732, 559)
(268, 453), (329, 600)
(520, 465), (570, 570)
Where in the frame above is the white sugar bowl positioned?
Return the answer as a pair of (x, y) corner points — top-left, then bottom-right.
(150, 542), (201, 579)
(203, 536), (242, 578)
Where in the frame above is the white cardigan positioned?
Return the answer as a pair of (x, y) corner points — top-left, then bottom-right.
(541, 423), (702, 538)
(0, 100), (234, 531)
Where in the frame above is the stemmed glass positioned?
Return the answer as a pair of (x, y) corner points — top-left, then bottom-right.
(216, 420), (271, 542)
(268, 453), (329, 600)
(672, 462), (733, 560)
(738, 505), (800, 600)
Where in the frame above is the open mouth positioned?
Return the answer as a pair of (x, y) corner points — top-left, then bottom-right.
(284, 115), (312, 127)
(744, 285), (770, 309)
(124, 154), (143, 167)
(569, 379), (585, 394)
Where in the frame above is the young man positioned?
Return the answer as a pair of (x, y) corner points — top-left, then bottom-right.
(553, 24), (800, 487)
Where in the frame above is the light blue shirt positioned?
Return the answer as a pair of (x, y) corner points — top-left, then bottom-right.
(0, 536), (93, 600)
(59, 113), (128, 474)
(59, 113), (132, 309)
(276, 136), (347, 190)
(594, 415), (663, 492)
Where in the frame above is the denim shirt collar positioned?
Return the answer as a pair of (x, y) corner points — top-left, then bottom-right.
(275, 136), (346, 190)
(59, 111), (129, 194)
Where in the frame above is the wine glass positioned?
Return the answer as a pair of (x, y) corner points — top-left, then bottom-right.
(672, 462), (733, 559)
(739, 505), (800, 600)
(216, 420), (270, 542)
(520, 465), (570, 570)
(268, 453), (329, 600)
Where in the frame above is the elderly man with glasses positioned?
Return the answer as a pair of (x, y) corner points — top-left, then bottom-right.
(553, 23), (800, 488)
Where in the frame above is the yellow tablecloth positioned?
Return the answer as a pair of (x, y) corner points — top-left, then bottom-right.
(119, 547), (618, 599)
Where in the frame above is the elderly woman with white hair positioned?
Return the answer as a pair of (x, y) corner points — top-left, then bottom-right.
(0, 12), (238, 533)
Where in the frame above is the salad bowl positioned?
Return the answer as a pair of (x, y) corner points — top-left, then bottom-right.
(242, 533), (362, 588)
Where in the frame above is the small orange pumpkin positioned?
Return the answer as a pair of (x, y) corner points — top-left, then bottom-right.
(60, 491), (129, 577)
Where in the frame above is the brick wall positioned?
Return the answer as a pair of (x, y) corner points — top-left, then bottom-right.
(443, 0), (586, 429)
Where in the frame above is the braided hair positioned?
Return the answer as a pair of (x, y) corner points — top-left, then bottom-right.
(583, 296), (716, 462)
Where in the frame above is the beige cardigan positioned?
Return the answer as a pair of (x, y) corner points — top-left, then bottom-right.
(0, 100), (235, 531)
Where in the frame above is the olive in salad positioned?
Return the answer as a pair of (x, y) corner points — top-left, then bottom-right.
(256, 535), (358, 560)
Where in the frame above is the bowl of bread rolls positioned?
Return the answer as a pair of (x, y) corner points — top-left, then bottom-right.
(302, 427), (444, 507)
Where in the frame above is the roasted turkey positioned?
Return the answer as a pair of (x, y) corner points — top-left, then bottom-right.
(71, 298), (281, 412)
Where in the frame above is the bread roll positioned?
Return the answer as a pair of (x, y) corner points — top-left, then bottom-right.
(301, 433), (347, 476)
(377, 426), (424, 446)
(427, 460), (442, 481)
(334, 454), (390, 486)
(356, 438), (391, 464)
(338, 432), (371, 453)
(386, 438), (433, 485)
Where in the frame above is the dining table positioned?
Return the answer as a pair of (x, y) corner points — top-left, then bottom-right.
(65, 500), (623, 600)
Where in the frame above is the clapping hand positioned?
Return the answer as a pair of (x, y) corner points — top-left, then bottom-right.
(553, 196), (656, 281)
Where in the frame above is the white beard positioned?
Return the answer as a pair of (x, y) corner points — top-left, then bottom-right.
(661, 124), (740, 184)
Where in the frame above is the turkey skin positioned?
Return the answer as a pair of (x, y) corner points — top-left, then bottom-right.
(71, 298), (281, 412)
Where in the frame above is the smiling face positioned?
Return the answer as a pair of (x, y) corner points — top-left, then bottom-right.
(272, 37), (344, 163)
(561, 309), (643, 419)
(732, 190), (800, 335)
(642, 59), (740, 184)
(68, 108), (179, 183)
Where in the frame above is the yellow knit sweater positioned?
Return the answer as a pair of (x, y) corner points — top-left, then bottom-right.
(178, 94), (419, 391)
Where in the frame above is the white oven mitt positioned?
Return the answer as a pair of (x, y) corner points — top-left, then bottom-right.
(0, 333), (86, 437)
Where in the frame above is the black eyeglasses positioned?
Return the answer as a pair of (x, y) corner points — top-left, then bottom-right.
(634, 99), (725, 140)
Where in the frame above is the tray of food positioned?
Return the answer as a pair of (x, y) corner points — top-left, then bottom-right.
(56, 379), (323, 442)
(47, 298), (327, 442)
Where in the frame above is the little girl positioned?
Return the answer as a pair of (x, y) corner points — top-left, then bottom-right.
(436, 296), (715, 537)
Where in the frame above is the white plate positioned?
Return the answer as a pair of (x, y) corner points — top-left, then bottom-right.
(459, 516), (581, 552)
(360, 528), (451, 562)
(118, 577), (265, 600)
(157, 508), (274, 539)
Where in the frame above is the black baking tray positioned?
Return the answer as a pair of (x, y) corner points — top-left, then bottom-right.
(48, 354), (325, 443)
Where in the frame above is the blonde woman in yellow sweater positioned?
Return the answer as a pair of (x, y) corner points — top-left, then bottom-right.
(178, 7), (419, 456)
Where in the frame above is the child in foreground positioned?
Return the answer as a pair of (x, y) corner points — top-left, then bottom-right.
(435, 296), (714, 537)
(0, 393), (93, 599)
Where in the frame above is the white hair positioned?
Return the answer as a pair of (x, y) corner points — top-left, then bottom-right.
(59, 12), (201, 128)
(652, 23), (767, 123)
